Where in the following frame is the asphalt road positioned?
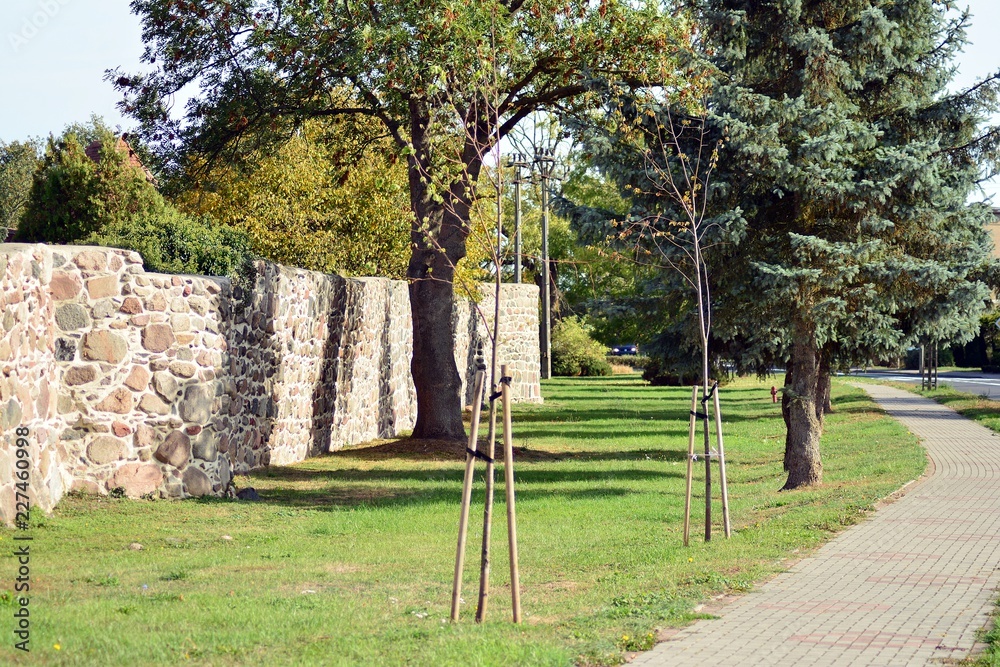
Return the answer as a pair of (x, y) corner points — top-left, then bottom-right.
(849, 368), (1000, 398)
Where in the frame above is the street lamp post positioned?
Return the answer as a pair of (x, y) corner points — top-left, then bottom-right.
(534, 149), (556, 380)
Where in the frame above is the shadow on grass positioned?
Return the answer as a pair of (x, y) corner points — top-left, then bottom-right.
(223, 448), (687, 510)
(328, 444), (689, 464)
(511, 407), (763, 425)
(208, 475), (661, 510)
(256, 465), (681, 485)
(261, 484), (649, 509)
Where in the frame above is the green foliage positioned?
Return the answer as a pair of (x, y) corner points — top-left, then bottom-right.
(119, 0), (702, 436)
(607, 354), (651, 370)
(16, 127), (161, 244)
(15, 119), (251, 277)
(116, 0), (699, 275)
(0, 138), (40, 237)
(173, 118), (410, 278)
(577, 1), (999, 406)
(493, 137), (657, 346)
(700, 0), (998, 366)
(86, 208), (251, 277)
(552, 316), (612, 377)
(904, 346), (955, 371)
(641, 357), (702, 387)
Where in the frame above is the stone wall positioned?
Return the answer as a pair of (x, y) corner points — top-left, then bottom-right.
(0, 244), (540, 520)
(454, 285), (542, 405)
(0, 247), (71, 525)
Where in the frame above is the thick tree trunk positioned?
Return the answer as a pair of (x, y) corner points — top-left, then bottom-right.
(782, 330), (824, 490)
(404, 105), (480, 440)
(408, 268), (465, 439)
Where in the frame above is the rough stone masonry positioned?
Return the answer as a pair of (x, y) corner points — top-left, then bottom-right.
(0, 244), (540, 523)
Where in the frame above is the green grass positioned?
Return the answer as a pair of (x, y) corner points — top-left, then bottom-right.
(0, 376), (925, 666)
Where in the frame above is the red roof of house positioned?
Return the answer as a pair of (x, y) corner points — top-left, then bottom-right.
(85, 134), (155, 183)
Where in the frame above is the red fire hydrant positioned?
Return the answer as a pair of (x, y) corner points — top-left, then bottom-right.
(770, 386), (778, 403)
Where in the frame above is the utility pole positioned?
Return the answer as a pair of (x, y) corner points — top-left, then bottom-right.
(508, 153), (530, 284)
(534, 149), (555, 380)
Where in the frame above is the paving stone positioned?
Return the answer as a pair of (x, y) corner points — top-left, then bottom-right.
(631, 384), (1000, 667)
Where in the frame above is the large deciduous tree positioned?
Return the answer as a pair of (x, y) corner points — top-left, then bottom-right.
(114, 0), (696, 439)
(173, 118), (411, 278)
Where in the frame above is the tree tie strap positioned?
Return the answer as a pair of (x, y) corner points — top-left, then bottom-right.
(691, 411), (709, 420)
(489, 376), (513, 402)
(700, 381), (720, 405)
(467, 448), (494, 464)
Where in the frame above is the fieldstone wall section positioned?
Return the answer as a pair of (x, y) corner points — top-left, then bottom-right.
(226, 267), (417, 471)
(0, 244), (540, 520)
(0, 247), (71, 525)
(453, 285), (542, 405)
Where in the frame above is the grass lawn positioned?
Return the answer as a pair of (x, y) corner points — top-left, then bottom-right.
(0, 375), (925, 666)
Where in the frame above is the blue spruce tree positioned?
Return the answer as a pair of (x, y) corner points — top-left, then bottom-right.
(567, 0), (1000, 489)
(705, 0), (999, 488)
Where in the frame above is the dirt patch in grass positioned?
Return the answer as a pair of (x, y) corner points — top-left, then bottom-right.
(330, 437), (467, 461)
(323, 562), (366, 574)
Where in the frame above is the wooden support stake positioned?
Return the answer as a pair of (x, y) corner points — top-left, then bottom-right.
(475, 381), (500, 622)
(683, 385), (698, 547)
(451, 370), (486, 622)
(703, 386), (712, 542)
(500, 364), (522, 623)
(712, 388), (732, 539)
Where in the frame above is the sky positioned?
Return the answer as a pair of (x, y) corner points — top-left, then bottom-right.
(1, 1), (999, 199)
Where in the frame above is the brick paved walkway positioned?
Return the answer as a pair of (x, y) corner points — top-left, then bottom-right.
(632, 383), (1000, 666)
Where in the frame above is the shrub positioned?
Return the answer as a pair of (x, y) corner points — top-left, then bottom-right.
(16, 129), (161, 244)
(552, 317), (612, 377)
(606, 354), (651, 369)
(86, 208), (251, 277)
(15, 122), (251, 277)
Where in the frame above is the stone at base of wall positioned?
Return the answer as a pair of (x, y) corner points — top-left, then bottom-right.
(0, 244), (541, 522)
